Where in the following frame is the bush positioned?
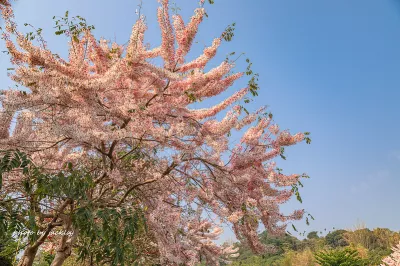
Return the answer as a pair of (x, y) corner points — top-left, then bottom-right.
(278, 248), (315, 266)
(314, 247), (367, 266)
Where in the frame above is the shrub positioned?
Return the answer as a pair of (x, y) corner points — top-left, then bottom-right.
(314, 247), (367, 266)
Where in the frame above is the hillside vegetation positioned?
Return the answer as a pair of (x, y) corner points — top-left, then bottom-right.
(229, 227), (400, 266)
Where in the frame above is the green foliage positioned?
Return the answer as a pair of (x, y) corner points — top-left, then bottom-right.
(33, 251), (55, 266)
(245, 58), (259, 98)
(0, 241), (13, 266)
(0, 149), (30, 189)
(221, 22), (236, 42)
(325, 230), (349, 248)
(0, 150), (40, 248)
(185, 90), (198, 103)
(307, 231), (319, 240)
(230, 226), (399, 266)
(278, 248), (315, 266)
(304, 132), (312, 144)
(1, 151), (96, 243)
(170, 1), (181, 15)
(314, 248), (367, 266)
(36, 165), (95, 201)
(366, 247), (392, 265)
(74, 206), (150, 266)
(231, 255), (281, 266)
(233, 231), (303, 263)
(53, 11), (95, 40)
(288, 174), (310, 207)
(22, 23), (46, 48)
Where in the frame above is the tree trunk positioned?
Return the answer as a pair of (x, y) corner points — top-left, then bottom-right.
(19, 199), (72, 266)
(17, 246), (39, 266)
(50, 249), (70, 266)
(50, 227), (78, 266)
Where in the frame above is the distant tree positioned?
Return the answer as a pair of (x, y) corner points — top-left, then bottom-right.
(373, 228), (400, 250)
(307, 231), (319, 239)
(325, 230), (349, 248)
(278, 248), (315, 266)
(231, 231), (302, 263)
(345, 228), (378, 250)
(314, 248), (367, 266)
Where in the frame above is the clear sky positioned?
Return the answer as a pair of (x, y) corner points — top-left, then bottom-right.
(1, 0), (400, 242)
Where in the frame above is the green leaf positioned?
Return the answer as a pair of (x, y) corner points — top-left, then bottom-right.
(292, 224), (297, 232)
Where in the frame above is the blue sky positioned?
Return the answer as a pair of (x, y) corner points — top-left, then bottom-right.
(1, 0), (400, 242)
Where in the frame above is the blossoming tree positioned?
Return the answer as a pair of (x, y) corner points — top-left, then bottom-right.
(0, 0), (310, 265)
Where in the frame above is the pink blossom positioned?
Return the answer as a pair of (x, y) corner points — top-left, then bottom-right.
(0, 1), (309, 265)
